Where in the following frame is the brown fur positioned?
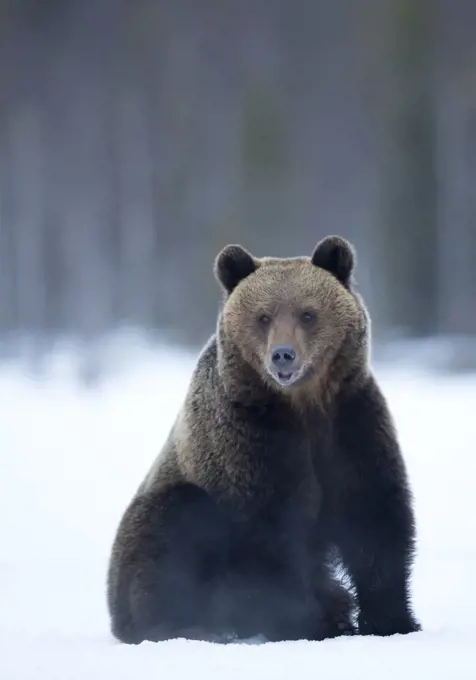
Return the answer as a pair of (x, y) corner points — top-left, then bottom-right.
(106, 235), (420, 644)
(218, 252), (369, 412)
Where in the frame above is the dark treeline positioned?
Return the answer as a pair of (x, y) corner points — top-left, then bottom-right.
(0, 0), (475, 359)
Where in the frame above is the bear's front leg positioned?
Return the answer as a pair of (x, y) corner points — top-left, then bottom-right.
(332, 376), (421, 637)
(337, 519), (420, 637)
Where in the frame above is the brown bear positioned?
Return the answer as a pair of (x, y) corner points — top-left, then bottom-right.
(106, 235), (421, 645)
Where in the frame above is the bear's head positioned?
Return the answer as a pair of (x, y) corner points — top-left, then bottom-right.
(214, 236), (369, 402)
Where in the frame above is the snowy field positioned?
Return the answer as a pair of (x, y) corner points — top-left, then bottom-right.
(1, 340), (475, 679)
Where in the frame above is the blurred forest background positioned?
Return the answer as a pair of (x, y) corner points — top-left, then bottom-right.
(0, 0), (475, 378)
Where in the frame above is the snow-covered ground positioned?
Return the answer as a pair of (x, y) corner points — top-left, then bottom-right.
(1, 342), (475, 679)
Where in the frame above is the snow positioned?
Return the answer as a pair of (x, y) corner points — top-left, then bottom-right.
(1, 342), (475, 679)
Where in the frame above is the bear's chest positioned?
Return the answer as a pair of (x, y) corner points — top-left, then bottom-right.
(240, 429), (323, 524)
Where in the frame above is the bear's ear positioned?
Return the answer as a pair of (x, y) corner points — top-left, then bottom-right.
(311, 235), (355, 288)
(214, 244), (259, 293)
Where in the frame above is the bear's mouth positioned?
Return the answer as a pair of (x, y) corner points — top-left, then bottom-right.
(272, 369), (302, 387)
(277, 371), (294, 384)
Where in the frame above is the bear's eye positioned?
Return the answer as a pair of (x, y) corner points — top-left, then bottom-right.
(258, 313), (271, 326)
(300, 311), (316, 325)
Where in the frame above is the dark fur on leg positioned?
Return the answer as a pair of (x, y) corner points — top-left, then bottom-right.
(333, 376), (421, 637)
(107, 484), (228, 644)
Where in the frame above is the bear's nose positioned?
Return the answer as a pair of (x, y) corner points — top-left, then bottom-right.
(271, 345), (296, 368)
